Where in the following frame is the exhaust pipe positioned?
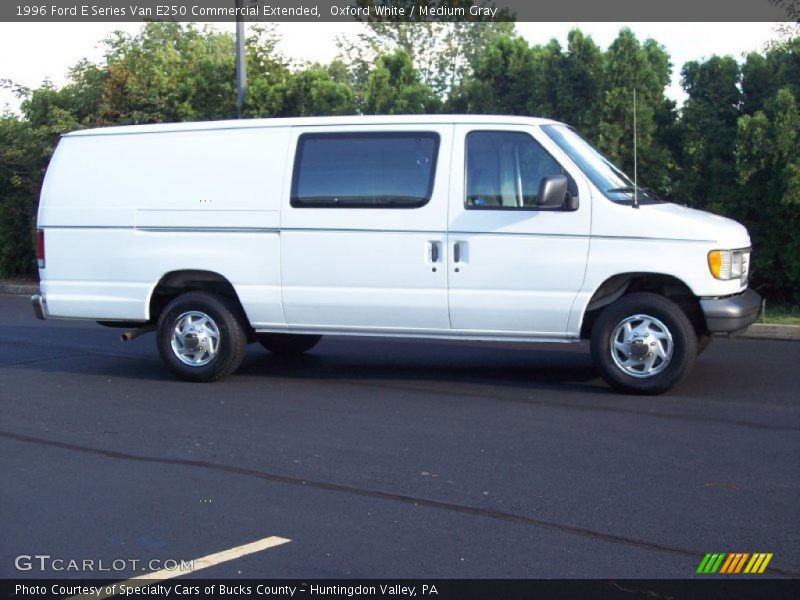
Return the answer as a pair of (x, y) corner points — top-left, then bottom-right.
(121, 324), (156, 343)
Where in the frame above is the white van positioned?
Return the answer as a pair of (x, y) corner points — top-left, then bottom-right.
(32, 115), (760, 394)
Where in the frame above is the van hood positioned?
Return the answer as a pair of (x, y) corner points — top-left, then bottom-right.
(641, 202), (751, 248)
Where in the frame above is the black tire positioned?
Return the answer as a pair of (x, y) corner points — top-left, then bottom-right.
(156, 291), (247, 382)
(696, 331), (713, 355)
(257, 333), (322, 356)
(590, 293), (698, 395)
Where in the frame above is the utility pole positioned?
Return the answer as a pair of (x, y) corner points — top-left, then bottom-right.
(235, 0), (247, 117)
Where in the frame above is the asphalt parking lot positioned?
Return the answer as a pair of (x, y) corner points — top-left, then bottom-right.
(1, 293), (798, 580)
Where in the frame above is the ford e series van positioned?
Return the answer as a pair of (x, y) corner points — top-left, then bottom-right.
(31, 115), (761, 394)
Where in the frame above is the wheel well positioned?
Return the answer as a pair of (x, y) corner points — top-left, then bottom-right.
(148, 270), (253, 339)
(580, 273), (705, 339)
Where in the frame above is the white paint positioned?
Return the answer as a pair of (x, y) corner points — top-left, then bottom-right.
(279, 123), (453, 331)
(445, 123), (592, 335)
(37, 114), (751, 343)
(65, 535), (291, 600)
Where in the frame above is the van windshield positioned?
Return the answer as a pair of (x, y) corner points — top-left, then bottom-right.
(541, 124), (663, 204)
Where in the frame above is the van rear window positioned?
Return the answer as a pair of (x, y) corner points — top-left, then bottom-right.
(291, 132), (439, 208)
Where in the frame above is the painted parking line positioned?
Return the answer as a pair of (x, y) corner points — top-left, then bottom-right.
(66, 535), (292, 600)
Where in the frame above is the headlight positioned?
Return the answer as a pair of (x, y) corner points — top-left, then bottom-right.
(708, 248), (750, 283)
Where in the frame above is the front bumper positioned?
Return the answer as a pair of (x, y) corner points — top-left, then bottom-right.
(700, 289), (761, 333)
(31, 294), (47, 320)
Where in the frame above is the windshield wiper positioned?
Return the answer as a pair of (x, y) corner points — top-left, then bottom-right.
(606, 186), (661, 200)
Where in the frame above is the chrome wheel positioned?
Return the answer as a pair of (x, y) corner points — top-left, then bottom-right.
(609, 313), (673, 378)
(170, 311), (221, 367)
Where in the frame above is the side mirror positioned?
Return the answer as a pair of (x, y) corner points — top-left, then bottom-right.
(537, 175), (569, 208)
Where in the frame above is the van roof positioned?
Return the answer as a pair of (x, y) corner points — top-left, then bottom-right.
(64, 114), (564, 137)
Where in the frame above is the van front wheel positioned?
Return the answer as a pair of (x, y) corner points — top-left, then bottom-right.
(156, 291), (247, 382)
(590, 293), (697, 395)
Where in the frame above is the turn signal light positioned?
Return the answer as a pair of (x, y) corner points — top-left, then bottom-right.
(708, 249), (749, 282)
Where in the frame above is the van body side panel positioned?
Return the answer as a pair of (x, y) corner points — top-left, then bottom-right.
(38, 127), (291, 325)
(37, 115), (758, 353)
(446, 125), (592, 338)
(586, 193), (750, 298)
(40, 229), (282, 323)
(280, 125), (452, 331)
(567, 191), (753, 335)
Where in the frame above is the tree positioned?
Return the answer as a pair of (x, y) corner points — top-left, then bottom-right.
(597, 29), (673, 191)
(340, 1), (514, 98)
(674, 55), (742, 211)
(558, 29), (605, 137)
(270, 64), (357, 117)
(456, 27), (673, 193)
(362, 50), (440, 114)
(735, 88), (800, 303)
(93, 23), (241, 123)
(0, 116), (64, 277)
(452, 34), (536, 114)
(242, 25), (293, 117)
(741, 37), (800, 116)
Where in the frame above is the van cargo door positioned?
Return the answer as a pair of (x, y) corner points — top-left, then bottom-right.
(280, 126), (452, 333)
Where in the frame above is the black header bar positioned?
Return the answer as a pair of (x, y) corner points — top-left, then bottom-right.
(3, 579), (800, 600)
(1, 0), (796, 23)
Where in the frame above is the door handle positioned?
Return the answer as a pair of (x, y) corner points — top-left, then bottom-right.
(429, 241), (440, 263)
(453, 241), (461, 263)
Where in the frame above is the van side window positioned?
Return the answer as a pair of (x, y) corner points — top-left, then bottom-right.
(291, 132), (439, 208)
(465, 131), (571, 210)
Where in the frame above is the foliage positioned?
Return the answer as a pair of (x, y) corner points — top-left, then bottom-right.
(340, 2), (514, 98)
(735, 89), (800, 302)
(454, 28), (675, 189)
(674, 38), (800, 302)
(673, 55), (742, 211)
(362, 50), (440, 114)
(597, 30), (673, 190)
(760, 304), (800, 326)
(0, 116), (59, 276)
(450, 35), (537, 114)
(269, 63), (357, 117)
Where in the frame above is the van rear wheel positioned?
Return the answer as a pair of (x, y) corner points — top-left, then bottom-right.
(258, 333), (322, 356)
(156, 291), (247, 382)
(590, 293), (697, 395)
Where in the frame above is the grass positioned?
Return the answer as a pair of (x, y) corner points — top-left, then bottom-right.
(1, 276), (38, 283)
(760, 305), (800, 326)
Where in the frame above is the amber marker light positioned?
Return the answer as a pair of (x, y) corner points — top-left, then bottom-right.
(708, 250), (724, 279)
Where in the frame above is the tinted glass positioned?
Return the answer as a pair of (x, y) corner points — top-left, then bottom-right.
(292, 132), (439, 208)
(541, 124), (661, 203)
(466, 131), (566, 209)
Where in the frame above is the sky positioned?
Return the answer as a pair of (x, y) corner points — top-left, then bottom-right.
(0, 21), (780, 114)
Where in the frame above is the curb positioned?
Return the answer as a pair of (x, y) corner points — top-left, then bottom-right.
(739, 323), (800, 341)
(1, 281), (798, 340)
(0, 282), (38, 296)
